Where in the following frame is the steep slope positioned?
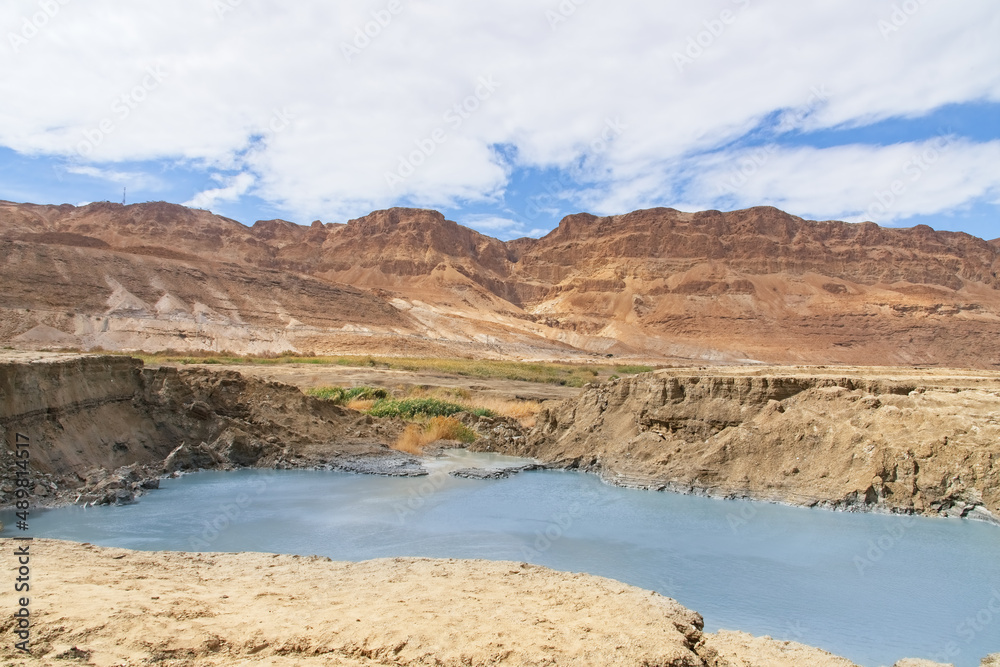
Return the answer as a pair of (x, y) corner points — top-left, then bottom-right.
(0, 201), (579, 358)
(507, 207), (1000, 365)
(0, 353), (409, 508)
(0, 234), (418, 355)
(1, 200), (998, 366)
(483, 367), (1000, 522)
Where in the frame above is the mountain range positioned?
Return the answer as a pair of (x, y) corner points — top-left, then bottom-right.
(2, 199), (998, 367)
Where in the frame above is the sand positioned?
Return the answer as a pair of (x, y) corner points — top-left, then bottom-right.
(0, 539), (884, 667)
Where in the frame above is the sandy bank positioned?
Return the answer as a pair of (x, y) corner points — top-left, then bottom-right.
(4, 354), (1000, 526)
(0, 539), (957, 667)
(486, 366), (1000, 523)
(0, 352), (420, 510)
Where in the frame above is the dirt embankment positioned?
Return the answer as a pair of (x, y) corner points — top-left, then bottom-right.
(5, 354), (1000, 525)
(483, 367), (1000, 523)
(3, 356), (1000, 664)
(0, 539), (959, 667)
(0, 353), (412, 509)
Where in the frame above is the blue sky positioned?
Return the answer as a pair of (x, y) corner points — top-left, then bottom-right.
(1, 1), (998, 241)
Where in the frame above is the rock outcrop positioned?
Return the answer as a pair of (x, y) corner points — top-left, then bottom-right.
(481, 367), (1000, 522)
(0, 352), (405, 508)
(3, 200), (999, 366)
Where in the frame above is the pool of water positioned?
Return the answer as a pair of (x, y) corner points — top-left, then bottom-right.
(5, 451), (999, 666)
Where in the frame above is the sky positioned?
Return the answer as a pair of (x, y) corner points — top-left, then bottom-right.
(1, 0), (998, 241)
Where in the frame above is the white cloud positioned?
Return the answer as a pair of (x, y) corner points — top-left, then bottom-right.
(696, 139), (1000, 225)
(462, 214), (523, 232)
(0, 0), (997, 223)
(461, 214), (547, 240)
(184, 172), (255, 210)
(64, 165), (165, 190)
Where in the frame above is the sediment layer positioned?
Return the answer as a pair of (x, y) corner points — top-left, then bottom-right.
(4, 201), (1000, 366)
(0, 352), (408, 508)
(482, 367), (1000, 523)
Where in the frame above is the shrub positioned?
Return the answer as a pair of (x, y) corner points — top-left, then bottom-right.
(424, 416), (477, 443)
(367, 398), (492, 419)
(615, 365), (654, 375)
(306, 385), (388, 405)
(391, 417), (476, 455)
(393, 424), (426, 455)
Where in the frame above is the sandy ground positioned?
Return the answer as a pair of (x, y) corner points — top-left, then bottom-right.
(0, 539), (896, 667)
(4, 359), (999, 665)
(156, 362), (585, 403)
(155, 361), (1000, 401)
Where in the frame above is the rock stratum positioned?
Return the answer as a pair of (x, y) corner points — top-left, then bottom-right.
(0, 352), (412, 508)
(490, 366), (1000, 523)
(3, 354), (999, 522)
(1, 540), (984, 667)
(2, 200), (999, 366)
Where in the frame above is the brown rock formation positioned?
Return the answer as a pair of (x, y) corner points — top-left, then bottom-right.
(2, 199), (998, 366)
(486, 367), (1000, 522)
(0, 353), (409, 508)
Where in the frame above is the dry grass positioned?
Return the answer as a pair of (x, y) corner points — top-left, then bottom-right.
(128, 351), (657, 387)
(399, 386), (543, 426)
(464, 396), (543, 426)
(391, 417), (477, 455)
(393, 424), (427, 455)
(345, 398), (376, 412)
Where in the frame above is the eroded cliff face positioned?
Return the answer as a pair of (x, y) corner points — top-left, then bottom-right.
(493, 368), (1000, 522)
(0, 353), (403, 507)
(3, 200), (1000, 366)
(5, 354), (1000, 526)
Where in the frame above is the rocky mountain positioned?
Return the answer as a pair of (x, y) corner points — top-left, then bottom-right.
(2, 199), (998, 367)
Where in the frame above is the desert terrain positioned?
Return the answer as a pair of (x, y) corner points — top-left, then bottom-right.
(4, 355), (1000, 665)
(2, 200), (999, 367)
(3, 199), (1000, 665)
(3, 539), (991, 667)
(3, 354), (998, 523)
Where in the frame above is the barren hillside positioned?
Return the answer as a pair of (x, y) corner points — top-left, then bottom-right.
(2, 200), (998, 367)
(484, 366), (1000, 523)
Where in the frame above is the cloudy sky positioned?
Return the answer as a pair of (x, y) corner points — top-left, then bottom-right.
(1, 0), (998, 240)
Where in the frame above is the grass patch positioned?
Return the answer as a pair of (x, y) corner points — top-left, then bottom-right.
(305, 385), (388, 404)
(379, 357), (602, 386)
(392, 417), (477, 455)
(615, 364), (654, 375)
(367, 397), (492, 419)
(312, 384), (542, 426)
(127, 351), (657, 387)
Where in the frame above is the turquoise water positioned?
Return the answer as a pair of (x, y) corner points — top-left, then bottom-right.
(5, 453), (999, 666)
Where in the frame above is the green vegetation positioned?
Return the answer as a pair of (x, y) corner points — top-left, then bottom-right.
(305, 385), (388, 404)
(125, 351), (659, 386)
(307, 386), (494, 419)
(366, 397), (493, 419)
(615, 364), (654, 375)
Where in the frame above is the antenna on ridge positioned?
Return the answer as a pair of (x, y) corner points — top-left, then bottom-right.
(122, 187), (127, 205)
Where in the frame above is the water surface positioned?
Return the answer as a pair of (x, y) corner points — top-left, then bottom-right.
(6, 452), (998, 666)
